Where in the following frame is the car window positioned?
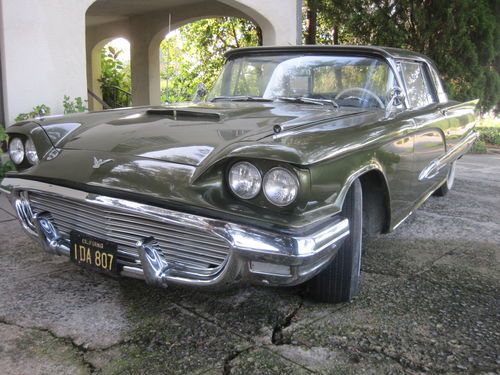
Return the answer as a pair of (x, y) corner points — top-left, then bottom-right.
(400, 61), (436, 108)
(312, 63), (391, 98)
(223, 59), (278, 97)
(429, 65), (448, 103)
(209, 54), (395, 108)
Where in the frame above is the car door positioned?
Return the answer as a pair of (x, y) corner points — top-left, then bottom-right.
(398, 60), (449, 202)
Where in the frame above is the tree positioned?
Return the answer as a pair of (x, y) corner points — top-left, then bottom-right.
(160, 17), (260, 103)
(304, 0), (317, 44)
(309, 0), (499, 113)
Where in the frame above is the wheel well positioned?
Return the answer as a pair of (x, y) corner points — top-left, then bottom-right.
(358, 170), (391, 236)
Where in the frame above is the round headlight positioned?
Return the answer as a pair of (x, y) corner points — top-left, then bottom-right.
(263, 167), (299, 206)
(228, 161), (262, 199)
(25, 138), (39, 165)
(8, 137), (25, 165)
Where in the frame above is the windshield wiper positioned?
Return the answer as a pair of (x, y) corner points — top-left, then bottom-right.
(275, 96), (339, 110)
(211, 96), (273, 102)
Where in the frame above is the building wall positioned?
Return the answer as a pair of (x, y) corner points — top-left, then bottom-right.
(0, 0), (94, 124)
(0, 0), (302, 125)
(0, 41), (4, 126)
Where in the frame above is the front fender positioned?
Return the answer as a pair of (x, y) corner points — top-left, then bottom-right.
(6, 121), (55, 166)
(306, 152), (390, 220)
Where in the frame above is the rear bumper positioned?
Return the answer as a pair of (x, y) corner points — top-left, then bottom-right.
(1, 178), (349, 288)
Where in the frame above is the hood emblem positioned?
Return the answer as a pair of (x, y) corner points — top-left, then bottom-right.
(92, 157), (113, 169)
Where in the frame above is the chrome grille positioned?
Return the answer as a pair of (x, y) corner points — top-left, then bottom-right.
(28, 192), (230, 272)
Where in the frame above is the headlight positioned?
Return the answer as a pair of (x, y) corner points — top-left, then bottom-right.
(25, 138), (39, 165)
(263, 167), (299, 206)
(8, 137), (25, 165)
(228, 161), (262, 199)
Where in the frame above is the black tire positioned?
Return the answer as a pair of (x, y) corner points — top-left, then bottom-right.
(434, 161), (456, 197)
(307, 179), (363, 303)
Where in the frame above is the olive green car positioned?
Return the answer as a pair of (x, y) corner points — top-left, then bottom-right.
(1, 46), (478, 303)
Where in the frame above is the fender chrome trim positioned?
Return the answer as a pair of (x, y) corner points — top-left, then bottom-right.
(419, 131), (478, 181)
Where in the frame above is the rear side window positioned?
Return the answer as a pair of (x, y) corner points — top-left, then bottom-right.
(429, 65), (448, 102)
(400, 61), (436, 108)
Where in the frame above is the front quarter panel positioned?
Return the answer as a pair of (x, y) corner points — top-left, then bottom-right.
(6, 121), (55, 165)
(261, 111), (419, 228)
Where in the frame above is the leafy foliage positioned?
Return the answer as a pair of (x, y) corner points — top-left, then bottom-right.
(63, 95), (87, 114)
(470, 117), (499, 152)
(470, 139), (487, 153)
(0, 125), (7, 144)
(99, 46), (131, 108)
(160, 17), (260, 103)
(15, 104), (51, 122)
(478, 127), (500, 145)
(0, 125), (14, 180)
(0, 157), (14, 180)
(305, 0), (499, 113)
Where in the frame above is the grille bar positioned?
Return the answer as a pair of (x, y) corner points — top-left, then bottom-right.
(28, 192), (230, 272)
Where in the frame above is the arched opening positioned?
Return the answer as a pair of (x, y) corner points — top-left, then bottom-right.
(99, 38), (131, 108)
(88, 37), (131, 110)
(85, 0), (299, 109)
(159, 17), (261, 103)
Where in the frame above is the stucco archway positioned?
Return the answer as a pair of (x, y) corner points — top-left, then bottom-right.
(87, 36), (131, 110)
(86, 0), (301, 107)
(0, 0), (300, 124)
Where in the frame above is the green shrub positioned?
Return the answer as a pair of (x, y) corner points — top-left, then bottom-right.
(477, 117), (500, 129)
(63, 95), (87, 114)
(470, 139), (487, 153)
(99, 46), (131, 108)
(0, 125), (14, 181)
(478, 127), (500, 145)
(0, 159), (14, 180)
(15, 104), (51, 122)
(0, 124), (7, 144)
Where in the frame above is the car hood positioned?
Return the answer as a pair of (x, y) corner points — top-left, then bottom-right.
(36, 102), (367, 166)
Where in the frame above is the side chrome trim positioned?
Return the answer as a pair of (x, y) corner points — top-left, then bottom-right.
(419, 131), (478, 181)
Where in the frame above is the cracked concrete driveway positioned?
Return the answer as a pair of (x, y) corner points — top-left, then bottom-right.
(0, 154), (499, 374)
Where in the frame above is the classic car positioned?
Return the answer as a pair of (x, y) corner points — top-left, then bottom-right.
(1, 46), (478, 303)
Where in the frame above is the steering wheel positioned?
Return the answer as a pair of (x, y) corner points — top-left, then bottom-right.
(335, 87), (384, 108)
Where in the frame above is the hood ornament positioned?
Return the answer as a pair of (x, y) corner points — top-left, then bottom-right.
(92, 156), (113, 169)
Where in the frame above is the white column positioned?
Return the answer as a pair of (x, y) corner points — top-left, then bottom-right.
(130, 16), (161, 106)
(0, 0), (95, 124)
(87, 43), (104, 111)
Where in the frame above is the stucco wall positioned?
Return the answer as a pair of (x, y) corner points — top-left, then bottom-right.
(0, 0), (94, 124)
(0, 0), (302, 125)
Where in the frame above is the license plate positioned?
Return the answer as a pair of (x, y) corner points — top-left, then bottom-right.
(70, 231), (118, 274)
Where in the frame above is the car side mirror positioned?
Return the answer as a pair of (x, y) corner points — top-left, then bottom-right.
(192, 83), (207, 103)
(385, 87), (406, 118)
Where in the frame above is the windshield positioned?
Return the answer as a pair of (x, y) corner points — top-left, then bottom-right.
(208, 54), (396, 108)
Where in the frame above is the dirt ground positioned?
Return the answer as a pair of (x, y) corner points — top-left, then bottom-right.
(0, 154), (498, 375)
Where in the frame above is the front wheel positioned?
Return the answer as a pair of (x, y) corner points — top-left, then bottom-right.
(434, 161), (456, 197)
(307, 179), (363, 303)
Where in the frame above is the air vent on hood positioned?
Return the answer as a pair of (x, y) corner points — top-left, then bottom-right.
(146, 109), (221, 122)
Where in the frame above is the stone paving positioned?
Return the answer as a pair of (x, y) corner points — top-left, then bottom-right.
(0, 154), (498, 374)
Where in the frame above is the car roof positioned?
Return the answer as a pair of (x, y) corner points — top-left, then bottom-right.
(224, 45), (429, 62)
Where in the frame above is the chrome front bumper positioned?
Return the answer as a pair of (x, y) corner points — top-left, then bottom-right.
(1, 178), (349, 288)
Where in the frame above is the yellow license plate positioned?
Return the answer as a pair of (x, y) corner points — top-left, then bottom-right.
(70, 231), (118, 274)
